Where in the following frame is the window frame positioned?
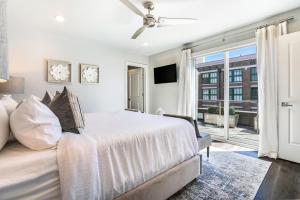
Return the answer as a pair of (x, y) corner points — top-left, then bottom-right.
(250, 67), (258, 82)
(251, 87), (258, 100)
(201, 88), (218, 101)
(229, 69), (243, 83)
(229, 87), (243, 101)
(201, 72), (218, 84)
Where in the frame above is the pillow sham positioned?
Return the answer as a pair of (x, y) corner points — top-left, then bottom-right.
(49, 87), (85, 134)
(10, 95), (62, 150)
(41, 91), (53, 106)
(0, 95), (18, 116)
(0, 101), (9, 151)
(0, 96), (19, 141)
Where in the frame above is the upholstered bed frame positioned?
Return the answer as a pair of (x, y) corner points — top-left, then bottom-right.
(115, 154), (202, 200)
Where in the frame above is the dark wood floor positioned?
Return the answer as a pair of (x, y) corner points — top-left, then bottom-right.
(235, 151), (300, 200)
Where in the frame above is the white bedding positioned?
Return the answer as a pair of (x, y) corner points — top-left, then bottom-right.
(83, 111), (199, 199)
(0, 142), (60, 200)
(0, 111), (198, 200)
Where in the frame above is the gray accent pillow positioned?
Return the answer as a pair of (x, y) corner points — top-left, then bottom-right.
(49, 87), (85, 134)
(41, 91), (53, 106)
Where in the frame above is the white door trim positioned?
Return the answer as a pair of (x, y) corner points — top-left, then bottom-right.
(125, 61), (149, 113)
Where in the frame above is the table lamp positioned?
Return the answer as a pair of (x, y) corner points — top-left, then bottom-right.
(0, 76), (25, 112)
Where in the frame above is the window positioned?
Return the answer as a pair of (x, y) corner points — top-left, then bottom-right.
(229, 88), (243, 101)
(250, 67), (257, 81)
(201, 72), (217, 84)
(251, 87), (258, 100)
(210, 73), (217, 84)
(202, 73), (209, 84)
(202, 88), (218, 101)
(229, 69), (243, 82)
(210, 88), (218, 100)
(202, 89), (210, 100)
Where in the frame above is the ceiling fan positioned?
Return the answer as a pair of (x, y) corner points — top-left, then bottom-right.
(120, 0), (199, 39)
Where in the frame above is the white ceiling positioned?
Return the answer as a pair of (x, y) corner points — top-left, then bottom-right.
(8, 0), (300, 56)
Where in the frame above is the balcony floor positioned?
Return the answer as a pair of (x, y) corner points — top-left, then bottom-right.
(197, 123), (259, 146)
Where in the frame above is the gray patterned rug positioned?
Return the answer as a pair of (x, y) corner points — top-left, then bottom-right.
(169, 151), (271, 200)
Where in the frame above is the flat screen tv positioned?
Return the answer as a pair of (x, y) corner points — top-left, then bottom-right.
(154, 64), (177, 84)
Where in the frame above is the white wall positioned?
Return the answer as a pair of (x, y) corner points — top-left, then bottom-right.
(149, 7), (300, 115)
(8, 28), (148, 113)
(149, 48), (181, 114)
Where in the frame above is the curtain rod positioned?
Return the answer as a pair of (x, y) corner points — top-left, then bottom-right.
(256, 16), (294, 29)
(182, 16), (294, 51)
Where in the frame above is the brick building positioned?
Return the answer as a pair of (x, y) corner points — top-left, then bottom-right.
(196, 54), (258, 129)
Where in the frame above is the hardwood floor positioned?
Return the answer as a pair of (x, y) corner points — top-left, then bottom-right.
(222, 146), (300, 200)
(254, 155), (300, 199)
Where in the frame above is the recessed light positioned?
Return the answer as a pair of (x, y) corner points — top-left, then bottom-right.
(143, 42), (149, 46)
(55, 16), (65, 22)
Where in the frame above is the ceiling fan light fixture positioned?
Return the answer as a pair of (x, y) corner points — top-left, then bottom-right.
(55, 15), (65, 22)
(143, 42), (149, 46)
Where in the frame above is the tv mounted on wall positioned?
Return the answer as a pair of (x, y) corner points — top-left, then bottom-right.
(154, 64), (177, 84)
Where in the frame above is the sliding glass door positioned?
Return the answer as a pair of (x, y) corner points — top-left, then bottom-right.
(228, 45), (258, 147)
(195, 52), (225, 140)
(194, 43), (259, 148)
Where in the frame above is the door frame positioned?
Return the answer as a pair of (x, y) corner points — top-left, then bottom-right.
(125, 61), (149, 113)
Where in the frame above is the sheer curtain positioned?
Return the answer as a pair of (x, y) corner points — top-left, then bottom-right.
(0, 0), (8, 82)
(177, 49), (196, 118)
(256, 21), (287, 158)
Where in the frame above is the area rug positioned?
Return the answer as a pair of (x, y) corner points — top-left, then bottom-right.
(169, 151), (271, 200)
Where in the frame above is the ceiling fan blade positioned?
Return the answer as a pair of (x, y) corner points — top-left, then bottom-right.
(131, 26), (146, 39)
(157, 23), (170, 28)
(120, 0), (145, 17)
(158, 17), (199, 26)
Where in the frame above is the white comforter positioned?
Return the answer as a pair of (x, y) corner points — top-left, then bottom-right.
(57, 111), (199, 200)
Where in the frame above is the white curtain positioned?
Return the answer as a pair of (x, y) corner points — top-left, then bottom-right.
(177, 49), (196, 118)
(0, 0), (8, 82)
(256, 21), (287, 158)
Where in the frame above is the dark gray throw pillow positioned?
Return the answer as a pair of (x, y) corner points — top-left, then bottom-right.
(49, 87), (85, 134)
(41, 91), (53, 106)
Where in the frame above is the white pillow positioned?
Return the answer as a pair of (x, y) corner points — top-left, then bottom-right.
(0, 95), (18, 141)
(10, 95), (62, 150)
(0, 101), (9, 151)
(0, 95), (18, 116)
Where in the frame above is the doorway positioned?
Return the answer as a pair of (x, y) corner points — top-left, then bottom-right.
(127, 66), (145, 112)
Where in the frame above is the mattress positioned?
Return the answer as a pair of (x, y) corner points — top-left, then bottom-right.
(0, 142), (60, 200)
(0, 111), (198, 200)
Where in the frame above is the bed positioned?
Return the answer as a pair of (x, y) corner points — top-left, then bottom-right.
(0, 111), (200, 200)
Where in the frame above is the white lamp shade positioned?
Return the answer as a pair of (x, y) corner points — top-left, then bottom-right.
(0, 76), (25, 94)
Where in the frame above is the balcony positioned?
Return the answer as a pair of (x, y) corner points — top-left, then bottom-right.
(197, 100), (259, 148)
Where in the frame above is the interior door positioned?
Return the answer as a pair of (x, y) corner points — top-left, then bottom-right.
(278, 31), (300, 163)
(128, 68), (144, 112)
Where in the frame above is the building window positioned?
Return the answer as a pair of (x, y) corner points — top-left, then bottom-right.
(210, 73), (217, 84)
(230, 88), (243, 101)
(202, 72), (217, 84)
(250, 67), (257, 81)
(210, 88), (218, 100)
(251, 87), (258, 100)
(202, 88), (218, 100)
(229, 69), (243, 83)
(202, 89), (210, 100)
